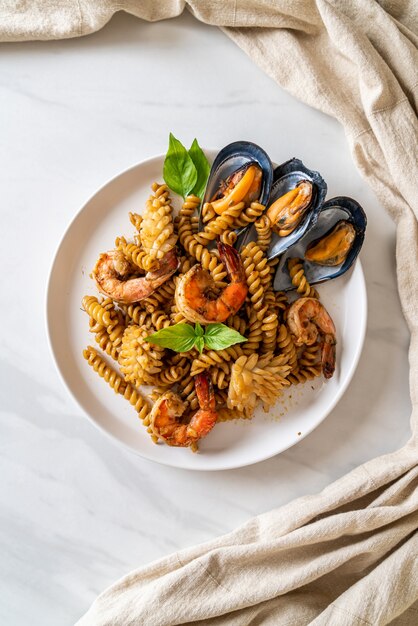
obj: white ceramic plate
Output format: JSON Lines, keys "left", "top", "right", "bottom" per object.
{"left": 46, "top": 152, "right": 367, "bottom": 471}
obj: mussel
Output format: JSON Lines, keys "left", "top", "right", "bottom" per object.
{"left": 266, "top": 180, "right": 313, "bottom": 236}
{"left": 265, "top": 159, "right": 327, "bottom": 260}
{"left": 305, "top": 220, "right": 356, "bottom": 266}
{"left": 273, "top": 197, "right": 367, "bottom": 291}
{"left": 211, "top": 163, "right": 263, "bottom": 215}
{"left": 199, "top": 141, "right": 273, "bottom": 231}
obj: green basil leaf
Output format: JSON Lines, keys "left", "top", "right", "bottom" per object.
{"left": 188, "top": 138, "right": 210, "bottom": 200}
{"left": 195, "top": 337, "right": 205, "bottom": 354}
{"left": 203, "top": 323, "right": 247, "bottom": 351}
{"left": 145, "top": 323, "right": 197, "bottom": 352}
{"left": 194, "top": 322, "right": 204, "bottom": 338}
{"left": 163, "top": 133, "right": 197, "bottom": 198}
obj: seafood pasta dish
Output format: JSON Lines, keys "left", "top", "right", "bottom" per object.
{"left": 81, "top": 137, "right": 366, "bottom": 452}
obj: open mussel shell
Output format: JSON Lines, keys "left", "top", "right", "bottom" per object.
{"left": 266, "top": 158, "right": 327, "bottom": 260}
{"left": 273, "top": 196, "right": 367, "bottom": 291}
{"left": 199, "top": 141, "right": 273, "bottom": 230}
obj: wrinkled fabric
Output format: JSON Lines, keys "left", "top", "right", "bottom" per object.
{"left": 4, "top": 1, "right": 417, "bottom": 624}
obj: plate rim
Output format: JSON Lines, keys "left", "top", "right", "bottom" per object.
{"left": 45, "top": 153, "right": 368, "bottom": 471}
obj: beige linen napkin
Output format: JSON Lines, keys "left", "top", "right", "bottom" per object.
{"left": 4, "top": 1, "right": 417, "bottom": 624}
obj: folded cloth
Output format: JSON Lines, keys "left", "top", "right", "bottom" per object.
{"left": 4, "top": 1, "right": 416, "bottom": 624}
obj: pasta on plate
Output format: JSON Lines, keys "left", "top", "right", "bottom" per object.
{"left": 82, "top": 181, "right": 335, "bottom": 452}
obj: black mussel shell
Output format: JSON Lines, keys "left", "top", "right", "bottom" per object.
{"left": 274, "top": 196, "right": 367, "bottom": 291}
{"left": 266, "top": 158, "right": 327, "bottom": 260}
{"left": 199, "top": 141, "right": 273, "bottom": 231}
{"left": 237, "top": 157, "right": 327, "bottom": 253}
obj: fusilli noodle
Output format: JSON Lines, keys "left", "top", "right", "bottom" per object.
{"left": 139, "top": 183, "right": 178, "bottom": 270}
{"left": 178, "top": 215, "right": 227, "bottom": 283}
{"left": 82, "top": 295, "right": 114, "bottom": 328}
{"left": 194, "top": 202, "right": 245, "bottom": 244}
{"left": 233, "top": 201, "right": 265, "bottom": 228}
{"left": 255, "top": 215, "right": 272, "bottom": 252}
{"left": 200, "top": 202, "right": 216, "bottom": 224}
{"left": 277, "top": 323, "right": 298, "bottom": 371}
{"left": 190, "top": 345, "right": 244, "bottom": 376}
{"left": 116, "top": 236, "right": 147, "bottom": 271}
{"left": 118, "top": 325, "right": 165, "bottom": 386}
{"left": 288, "top": 258, "right": 319, "bottom": 298}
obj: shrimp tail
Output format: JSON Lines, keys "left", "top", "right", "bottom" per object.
{"left": 217, "top": 241, "right": 246, "bottom": 283}
{"left": 322, "top": 334, "right": 336, "bottom": 379}
{"left": 187, "top": 373, "right": 217, "bottom": 440}
{"left": 195, "top": 372, "right": 216, "bottom": 411}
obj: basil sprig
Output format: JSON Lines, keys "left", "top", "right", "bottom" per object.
{"left": 145, "top": 322, "right": 247, "bottom": 354}
{"left": 163, "top": 133, "right": 210, "bottom": 200}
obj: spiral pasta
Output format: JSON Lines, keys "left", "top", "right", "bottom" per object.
{"left": 180, "top": 195, "right": 200, "bottom": 218}
{"left": 178, "top": 255, "right": 195, "bottom": 275}
{"left": 107, "top": 318, "right": 126, "bottom": 349}
{"left": 118, "top": 325, "right": 165, "bottom": 387}
{"left": 168, "top": 353, "right": 190, "bottom": 368}
{"left": 94, "top": 326, "right": 120, "bottom": 361}
{"left": 178, "top": 374, "right": 199, "bottom": 411}
{"left": 170, "top": 279, "right": 189, "bottom": 324}
{"left": 288, "top": 258, "right": 319, "bottom": 298}
{"left": 287, "top": 364, "right": 322, "bottom": 385}
{"left": 233, "top": 201, "right": 265, "bottom": 228}
{"left": 82, "top": 295, "right": 114, "bottom": 328}
{"left": 275, "top": 291, "right": 289, "bottom": 315}
{"left": 154, "top": 365, "right": 185, "bottom": 387}
{"left": 243, "top": 242, "right": 271, "bottom": 289}
{"left": 209, "top": 366, "right": 230, "bottom": 390}
{"left": 200, "top": 202, "right": 216, "bottom": 224}
{"left": 115, "top": 236, "right": 147, "bottom": 271}
{"left": 178, "top": 215, "right": 227, "bottom": 283}
{"left": 139, "top": 183, "right": 178, "bottom": 270}
{"left": 190, "top": 216, "right": 199, "bottom": 234}
{"left": 123, "top": 385, "right": 154, "bottom": 431}
{"left": 148, "top": 311, "right": 171, "bottom": 330}
{"left": 240, "top": 243, "right": 269, "bottom": 317}
{"left": 261, "top": 309, "right": 279, "bottom": 354}
{"left": 190, "top": 345, "right": 244, "bottom": 376}
{"left": 88, "top": 297, "right": 121, "bottom": 333}
{"left": 243, "top": 308, "right": 265, "bottom": 355}
{"left": 298, "top": 342, "right": 320, "bottom": 368}
{"left": 276, "top": 323, "right": 298, "bottom": 371}
{"left": 136, "top": 277, "right": 176, "bottom": 312}
{"left": 255, "top": 215, "right": 272, "bottom": 252}
{"left": 121, "top": 305, "right": 150, "bottom": 327}
{"left": 228, "top": 353, "right": 290, "bottom": 417}
{"left": 263, "top": 288, "right": 277, "bottom": 311}
{"left": 83, "top": 345, "right": 126, "bottom": 393}
{"left": 226, "top": 314, "right": 247, "bottom": 337}
{"left": 89, "top": 316, "right": 103, "bottom": 334}
{"left": 220, "top": 229, "right": 238, "bottom": 246}
{"left": 194, "top": 202, "right": 245, "bottom": 244}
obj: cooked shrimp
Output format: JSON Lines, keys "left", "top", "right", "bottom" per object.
{"left": 150, "top": 373, "right": 217, "bottom": 447}
{"left": 93, "top": 248, "right": 178, "bottom": 304}
{"left": 287, "top": 297, "right": 336, "bottom": 379}
{"left": 174, "top": 241, "right": 248, "bottom": 324}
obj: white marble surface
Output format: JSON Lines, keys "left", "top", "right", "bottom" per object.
{"left": 0, "top": 11, "right": 412, "bottom": 625}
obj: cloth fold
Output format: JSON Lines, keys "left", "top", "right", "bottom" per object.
{"left": 5, "top": 1, "right": 417, "bottom": 624}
